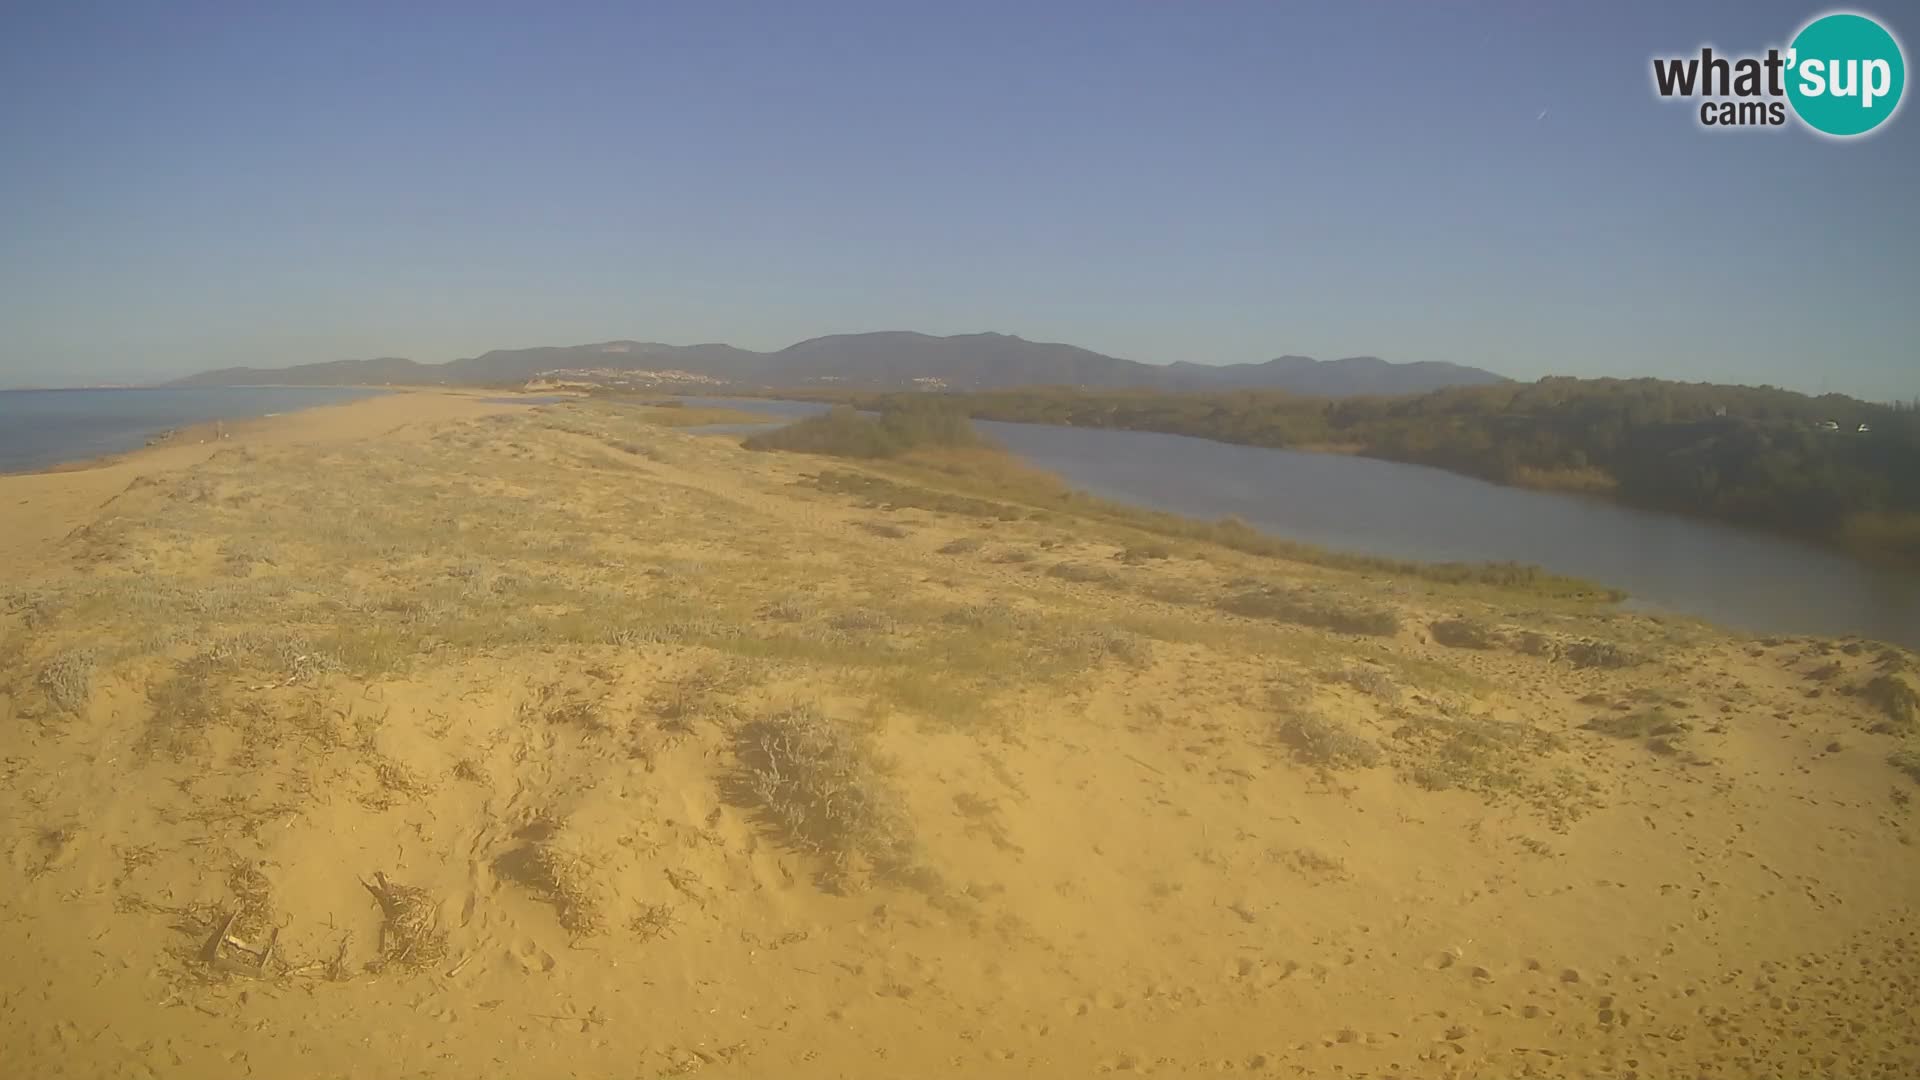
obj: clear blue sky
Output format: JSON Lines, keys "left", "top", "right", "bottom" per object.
{"left": 2, "top": 1, "right": 1914, "bottom": 397}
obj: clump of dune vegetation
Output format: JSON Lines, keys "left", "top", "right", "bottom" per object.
{"left": 36, "top": 648, "right": 95, "bottom": 715}
{"left": 1565, "top": 639, "right": 1644, "bottom": 669}
{"left": 1430, "top": 617, "right": 1501, "bottom": 650}
{"left": 496, "top": 825, "right": 608, "bottom": 937}
{"left": 1387, "top": 707, "right": 1582, "bottom": 821}
{"left": 362, "top": 872, "right": 448, "bottom": 969}
{"left": 1117, "top": 541, "right": 1174, "bottom": 563}
{"left": 1583, "top": 707, "right": 1689, "bottom": 740}
{"left": 1327, "top": 665, "right": 1402, "bottom": 702}
{"left": 1582, "top": 706, "right": 1696, "bottom": 758}
{"left": 1861, "top": 674, "right": 1919, "bottom": 734}
{"left": 730, "top": 706, "right": 918, "bottom": 890}
{"left": 1273, "top": 708, "right": 1381, "bottom": 769}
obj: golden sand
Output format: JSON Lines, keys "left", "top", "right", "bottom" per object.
{"left": 2, "top": 392, "right": 1915, "bottom": 1078}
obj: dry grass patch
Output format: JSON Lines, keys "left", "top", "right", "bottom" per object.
{"left": 629, "top": 902, "right": 679, "bottom": 942}
{"left": 1431, "top": 617, "right": 1501, "bottom": 650}
{"left": 36, "top": 648, "right": 96, "bottom": 714}
{"left": 1583, "top": 708, "right": 1689, "bottom": 740}
{"left": 221, "top": 857, "right": 279, "bottom": 948}
{"left": 1119, "top": 542, "right": 1174, "bottom": 563}
{"left": 729, "top": 705, "right": 918, "bottom": 891}
{"left": 1389, "top": 708, "right": 1564, "bottom": 796}
{"left": 1861, "top": 674, "right": 1919, "bottom": 734}
{"left": 759, "top": 596, "right": 816, "bottom": 622}
{"left": 807, "top": 469, "right": 1030, "bottom": 521}
{"left": 142, "top": 656, "right": 228, "bottom": 758}
{"left": 1583, "top": 707, "right": 1698, "bottom": 760}
{"left": 1066, "top": 627, "right": 1153, "bottom": 670}
{"left": 362, "top": 872, "right": 447, "bottom": 970}
{"left": 1510, "top": 630, "right": 1558, "bottom": 657}
{"left": 1564, "top": 639, "right": 1644, "bottom": 669}
{"left": 828, "top": 608, "right": 899, "bottom": 635}
{"left": 1044, "top": 561, "right": 1118, "bottom": 585}
{"left": 1326, "top": 665, "right": 1402, "bottom": 703}
{"left": 1220, "top": 584, "right": 1401, "bottom": 637}
{"left": 1277, "top": 847, "right": 1351, "bottom": 881}
{"left": 497, "top": 824, "right": 609, "bottom": 936}
{"left": 367, "top": 755, "right": 436, "bottom": 804}
{"left": 1273, "top": 705, "right": 1381, "bottom": 769}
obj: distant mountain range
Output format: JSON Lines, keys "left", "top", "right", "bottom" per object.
{"left": 170, "top": 332, "right": 1510, "bottom": 396}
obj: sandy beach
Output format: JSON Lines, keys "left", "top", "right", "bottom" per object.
{"left": 0, "top": 390, "right": 522, "bottom": 579}
{"left": 2, "top": 391, "right": 1916, "bottom": 1079}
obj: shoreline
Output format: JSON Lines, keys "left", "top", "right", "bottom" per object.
{"left": 0, "top": 384, "right": 541, "bottom": 478}
{"left": 0, "top": 389, "right": 525, "bottom": 582}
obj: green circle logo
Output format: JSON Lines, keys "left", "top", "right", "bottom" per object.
{"left": 1787, "top": 12, "right": 1906, "bottom": 136}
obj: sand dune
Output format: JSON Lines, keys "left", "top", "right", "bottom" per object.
{"left": 2, "top": 393, "right": 1916, "bottom": 1078}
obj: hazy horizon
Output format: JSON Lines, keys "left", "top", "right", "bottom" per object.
{"left": 0, "top": 322, "right": 1912, "bottom": 399}
{"left": 3, "top": 2, "right": 1915, "bottom": 400}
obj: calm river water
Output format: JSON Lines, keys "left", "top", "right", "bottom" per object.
{"left": 680, "top": 398, "right": 1920, "bottom": 646}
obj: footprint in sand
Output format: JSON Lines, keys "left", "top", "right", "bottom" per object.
{"left": 511, "top": 938, "right": 556, "bottom": 973}
{"left": 452, "top": 889, "right": 478, "bottom": 928}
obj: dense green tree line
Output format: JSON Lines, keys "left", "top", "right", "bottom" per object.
{"left": 808, "top": 379, "right": 1920, "bottom": 566}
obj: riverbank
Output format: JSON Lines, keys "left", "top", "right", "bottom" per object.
{"left": 2, "top": 393, "right": 1917, "bottom": 1078}
{"left": 786, "top": 387, "right": 1920, "bottom": 573}
{"left": 688, "top": 397, "right": 1920, "bottom": 645}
